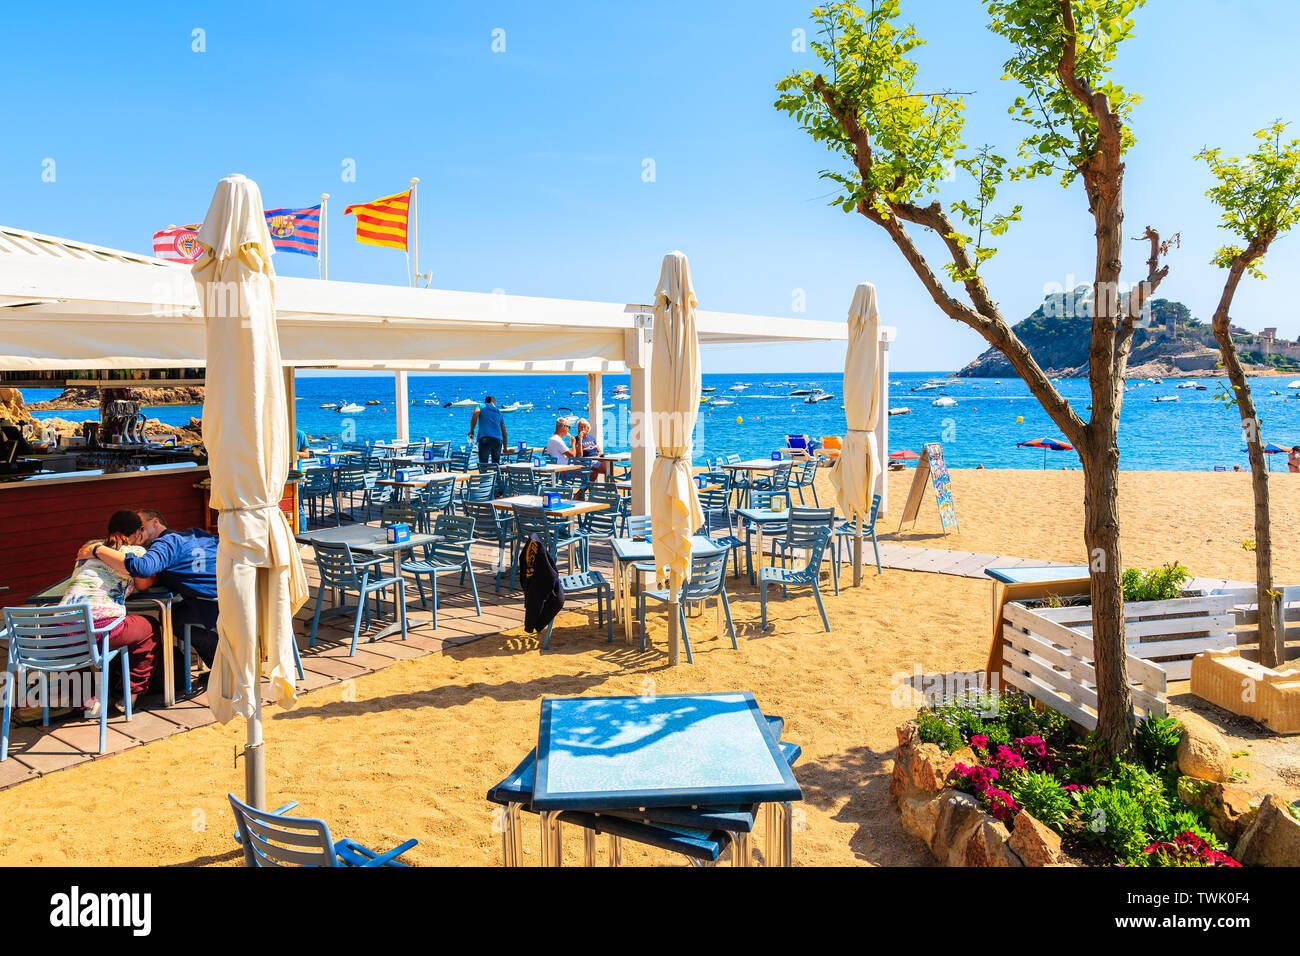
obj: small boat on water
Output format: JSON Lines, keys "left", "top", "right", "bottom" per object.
{"left": 338, "top": 403, "right": 365, "bottom": 414}
{"left": 500, "top": 401, "right": 533, "bottom": 413}
{"left": 1195, "top": 385, "right": 1207, "bottom": 391}
{"left": 411, "top": 399, "right": 439, "bottom": 406}
{"left": 366, "top": 399, "right": 381, "bottom": 405}
{"left": 1177, "top": 382, "right": 1196, "bottom": 389}
{"left": 1152, "top": 396, "right": 1179, "bottom": 403}
{"left": 319, "top": 403, "right": 337, "bottom": 409}
{"left": 888, "top": 407, "right": 912, "bottom": 416}
{"left": 701, "top": 386, "right": 716, "bottom": 393}
{"left": 788, "top": 388, "right": 814, "bottom": 397}
{"left": 1288, "top": 380, "right": 1300, "bottom": 389}
{"left": 448, "top": 398, "right": 479, "bottom": 408}
{"left": 910, "top": 381, "right": 945, "bottom": 392}
{"left": 804, "top": 390, "right": 834, "bottom": 404}
{"left": 711, "top": 398, "right": 736, "bottom": 407}
{"left": 728, "top": 384, "right": 749, "bottom": 392}
{"left": 932, "top": 397, "right": 957, "bottom": 408}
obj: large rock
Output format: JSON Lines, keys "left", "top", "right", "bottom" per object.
{"left": 27, "top": 385, "right": 205, "bottom": 410}
{"left": 899, "top": 792, "right": 943, "bottom": 846}
{"left": 911, "top": 743, "right": 976, "bottom": 793}
{"left": 1176, "top": 713, "right": 1233, "bottom": 783}
{"left": 1009, "top": 810, "right": 1063, "bottom": 866}
{"left": 1177, "top": 777, "right": 1260, "bottom": 842}
{"left": 1234, "top": 795, "right": 1300, "bottom": 867}
{"left": 933, "top": 792, "right": 985, "bottom": 866}
{"left": 963, "top": 819, "right": 1021, "bottom": 867}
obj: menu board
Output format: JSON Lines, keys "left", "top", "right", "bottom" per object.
{"left": 899, "top": 442, "right": 959, "bottom": 533}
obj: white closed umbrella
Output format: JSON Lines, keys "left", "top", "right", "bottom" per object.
{"left": 649, "top": 251, "right": 704, "bottom": 665}
{"left": 828, "top": 282, "right": 882, "bottom": 586}
{"left": 193, "top": 174, "right": 308, "bottom": 808}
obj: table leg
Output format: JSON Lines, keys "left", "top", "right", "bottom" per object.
{"left": 764, "top": 803, "right": 777, "bottom": 865}
{"left": 146, "top": 599, "right": 176, "bottom": 708}
{"left": 608, "top": 833, "right": 621, "bottom": 866}
{"left": 733, "top": 832, "right": 751, "bottom": 867}
{"left": 540, "top": 811, "right": 563, "bottom": 867}
{"left": 781, "top": 801, "right": 793, "bottom": 866}
{"left": 583, "top": 827, "right": 597, "bottom": 867}
{"left": 393, "top": 549, "right": 408, "bottom": 638}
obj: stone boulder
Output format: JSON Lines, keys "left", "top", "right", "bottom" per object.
{"left": 933, "top": 792, "right": 985, "bottom": 866}
{"left": 1009, "top": 810, "right": 1063, "bottom": 866}
{"left": 1176, "top": 777, "right": 1260, "bottom": 842}
{"left": 1234, "top": 795, "right": 1300, "bottom": 867}
{"left": 1176, "top": 713, "right": 1232, "bottom": 783}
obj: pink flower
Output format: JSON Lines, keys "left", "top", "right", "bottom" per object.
{"left": 970, "top": 734, "right": 989, "bottom": 750}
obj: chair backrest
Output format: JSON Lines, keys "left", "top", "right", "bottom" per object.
{"left": 3, "top": 604, "right": 104, "bottom": 673}
{"left": 799, "top": 459, "right": 821, "bottom": 482}
{"left": 505, "top": 469, "right": 540, "bottom": 496}
{"left": 448, "top": 449, "right": 472, "bottom": 472}
{"left": 312, "top": 541, "right": 366, "bottom": 589}
{"left": 725, "top": 454, "right": 741, "bottom": 465}
{"left": 821, "top": 436, "right": 843, "bottom": 451}
{"left": 335, "top": 462, "right": 367, "bottom": 491}
{"left": 430, "top": 513, "right": 476, "bottom": 562}
{"left": 869, "top": 493, "right": 882, "bottom": 528}
{"left": 512, "top": 505, "right": 553, "bottom": 545}
{"left": 785, "top": 507, "right": 835, "bottom": 546}
{"left": 582, "top": 501, "right": 621, "bottom": 537}
{"left": 749, "top": 489, "right": 782, "bottom": 511}
{"left": 786, "top": 434, "right": 809, "bottom": 451}
{"left": 799, "top": 526, "right": 834, "bottom": 572}
{"left": 461, "top": 500, "right": 506, "bottom": 539}
{"left": 625, "top": 514, "right": 652, "bottom": 538}
{"left": 430, "top": 441, "right": 452, "bottom": 459}
{"left": 417, "top": 475, "right": 457, "bottom": 510}
{"left": 380, "top": 503, "right": 421, "bottom": 528}
{"left": 769, "top": 462, "right": 794, "bottom": 490}
{"left": 302, "top": 469, "right": 334, "bottom": 494}
{"left": 682, "top": 550, "right": 729, "bottom": 600}
{"left": 461, "top": 472, "right": 496, "bottom": 502}
{"left": 227, "top": 794, "right": 339, "bottom": 868}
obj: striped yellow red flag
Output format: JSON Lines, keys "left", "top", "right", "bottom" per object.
{"left": 343, "top": 189, "right": 411, "bottom": 250}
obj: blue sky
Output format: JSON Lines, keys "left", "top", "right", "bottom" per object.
{"left": 2, "top": 0, "right": 1296, "bottom": 373}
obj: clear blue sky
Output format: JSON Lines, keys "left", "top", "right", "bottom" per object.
{"left": 2, "top": 1, "right": 1295, "bottom": 373}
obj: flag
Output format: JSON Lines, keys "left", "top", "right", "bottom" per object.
{"left": 343, "top": 189, "right": 410, "bottom": 250}
{"left": 153, "top": 224, "right": 203, "bottom": 263}
{"left": 264, "top": 204, "right": 321, "bottom": 257}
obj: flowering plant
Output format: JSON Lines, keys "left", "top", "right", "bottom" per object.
{"left": 1143, "top": 831, "right": 1241, "bottom": 868}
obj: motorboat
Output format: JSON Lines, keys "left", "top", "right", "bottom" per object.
{"left": 788, "top": 388, "right": 813, "bottom": 397}
{"left": 910, "top": 381, "right": 945, "bottom": 392}
{"left": 888, "top": 407, "right": 912, "bottom": 416}
{"left": 701, "top": 386, "right": 716, "bottom": 393}
{"left": 932, "top": 397, "right": 957, "bottom": 408}
{"left": 711, "top": 398, "right": 736, "bottom": 407}
{"left": 500, "top": 401, "right": 533, "bottom": 413}
{"left": 1152, "top": 396, "right": 1179, "bottom": 403}
{"left": 338, "top": 403, "right": 365, "bottom": 414}
{"left": 366, "top": 399, "right": 381, "bottom": 405}
{"left": 804, "top": 390, "right": 834, "bottom": 404}
{"left": 1194, "top": 385, "right": 1207, "bottom": 391}
{"left": 411, "top": 398, "right": 439, "bottom": 405}
{"left": 319, "top": 403, "right": 337, "bottom": 409}
{"left": 448, "top": 398, "right": 479, "bottom": 408}
{"left": 1287, "top": 380, "right": 1300, "bottom": 389}
{"left": 728, "top": 384, "right": 749, "bottom": 392}
{"left": 1177, "top": 382, "right": 1196, "bottom": 388}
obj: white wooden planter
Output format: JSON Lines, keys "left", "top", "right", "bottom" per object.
{"left": 999, "top": 594, "right": 1240, "bottom": 730}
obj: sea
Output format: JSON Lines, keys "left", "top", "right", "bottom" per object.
{"left": 21, "top": 371, "right": 1300, "bottom": 471}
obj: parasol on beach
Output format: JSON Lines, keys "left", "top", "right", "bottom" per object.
{"left": 889, "top": 449, "right": 920, "bottom": 462}
{"left": 1017, "top": 436, "right": 1073, "bottom": 470}
{"left": 1240, "top": 441, "right": 1292, "bottom": 471}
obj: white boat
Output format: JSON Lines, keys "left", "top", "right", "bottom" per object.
{"left": 1177, "top": 382, "right": 1196, "bottom": 389}
{"left": 613, "top": 393, "right": 630, "bottom": 400}
{"left": 338, "top": 403, "right": 365, "bottom": 414}
{"left": 701, "top": 386, "right": 716, "bottom": 393}
{"left": 804, "top": 390, "right": 834, "bottom": 404}
{"left": 1288, "top": 380, "right": 1300, "bottom": 389}
{"left": 888, "top": 407, "right": 912, "bottom": 416}
{"left": 728, "top": 384, "right": 749, "bottom": 392}
{"left": 788, "top": 388, "right": 813, "bottom": 397}
{"left": 1152, "top": 396, "right": 1179, "bottom": 403}
{"left": 449, "top": 398, "right": 479, "bottom": 408}
{"left": 711, "top": 398, "right": 736, "bottom": 407}
{"left": 910, "top": 381, "right": 945, "bottom": 392}
{"left": 500, "top": 401, "right": 531, "bottom": 413}
{"left": 569, "top": 391, "right": 586, "bottom": 396}
{"left": 932, "top": 397, "right": 957, "bottom": 408}
{"left": 319, "top": 403, "right": 337, "bottom": 409}
{"left": 411, "top": 399, "right": 439, "bottom": 405}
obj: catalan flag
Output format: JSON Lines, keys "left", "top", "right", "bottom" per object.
{"left": 264, "top": 204, "right": 321, "bottom": 257}
{"left": 343, "top": 189, "right": 411, "bottom": 250}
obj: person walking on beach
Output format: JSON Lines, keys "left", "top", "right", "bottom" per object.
{"left": 1289, "top": 445, "right": 1300, "bottom": 473}
{"left": 469, "top": 396, "right": 507, "bottom": 468}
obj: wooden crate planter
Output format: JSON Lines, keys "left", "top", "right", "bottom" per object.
{"left": 997, "top": 594, "right": 1242, "bottom": 730}
{"left": 1209, "top": 586, "right": 1300, "bottom": 663}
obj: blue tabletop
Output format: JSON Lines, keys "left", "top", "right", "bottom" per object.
{"left": 532, "top": 692, "right": 802, "bottom": 810}
{"left": 610, "top": 535, "right": 722, "bottom": 562}
{"left": 984, "top": 564, "right": 1091, "bottom": 584}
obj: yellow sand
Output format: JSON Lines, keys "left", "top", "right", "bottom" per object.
{"left": 0, "top": 468, "right": 1296, "bottom": 867}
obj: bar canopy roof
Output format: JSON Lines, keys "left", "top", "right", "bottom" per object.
{"left": 0, "top": 225, "right": 850, "bottom": 374}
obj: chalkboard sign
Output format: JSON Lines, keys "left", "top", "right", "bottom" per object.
{"left": 899, "top": 442, "right": 959, "bottom": 533}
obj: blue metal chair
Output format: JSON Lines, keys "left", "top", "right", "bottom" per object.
{"left": 697, "top": 486, "right": 745, "bottom": 577}
{"left": 504, "top": 466, "right": 541, "bottom": 497}
{"left": 759, "top": 526, "right": 833, "bottom": 632}
{"left": 584, "top": 482, "right": 627, "bottom": 534}
{"left": 461, "top": 501, "right": 514, "bottom": 592}
{"left": 741, "top": 490, "right": 790, "bottom": 584}
{"left": 2, "top": 604, "right": 132, "bottom": 760}
{"left": 413, "top": 475, "right": 458, "bottom": 531}
{"left": 510, "top": 505, "right": 587, "bottom": 585}
{"left": 793, "top": 458, "right": 822, "bottom": 506}
{"left": 447, "top": 449, "right": 473, "bottom": 473}
{"left": 772, "top": 506, "right": 839, "bottom": 595}
{"left": 460, "top": 472, "right": 496, "bottom": 504}
{"left": 361, "top": 472, "right": 396, "bottom": 521}
{"left": 635, "top": 549, "right": 734, "bottom": 661}
{"left": 307, "top": 541, "right": 406, "bottom": 656}
{"left": 752, "top": 461, "right": 794, "bottom": 510}
{"left": 429, "top": 440, "right": 452, "bottom": 459}
{"left": 404, "top": 513, "right": 481, "bottom": 629}
{"left": 228, "top": 793, "right": 417, "bottom": 867}
{"left": 543, "top": 571, "right": 614, "bottom": 649}
{"left": 300, "top": 468, "right": 338, "bottom": 528}
{"left": 334, "top": 462, "right": 368, "bottom": 521}
{"left": 833, "top": 493, "right": 883, "bottom": 576}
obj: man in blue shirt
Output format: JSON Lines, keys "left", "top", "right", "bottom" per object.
{"left": 82, "top": 508, "right": 222, "bottom": 668}
{"left": 295, "top": 427, "right": 312, "bottom": 460}
{"left": 468, "top": 395, "right": 508, "bottom": 468}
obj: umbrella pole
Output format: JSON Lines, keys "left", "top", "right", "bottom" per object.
{"left": 853, "top": 516, "right": 863, "bottom": 588}
{"left": 245, "top": 686, "right": 266, "bottom": 811}
{"left": 667, "top": 571, "right": 681, "bottom": 665}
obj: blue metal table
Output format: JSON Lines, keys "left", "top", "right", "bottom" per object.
{"left": 984, "top": 564, "right": 1091, "bottom": 584}
{"left": 528, "top": 692, "right": 802, "bottom": 865}
{"left": 609, "top": 534, "right": 723, "bottom": 640}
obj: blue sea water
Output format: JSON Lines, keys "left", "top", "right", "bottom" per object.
{"left": 23, "top": 371, "right": 1300, "bottom": 471}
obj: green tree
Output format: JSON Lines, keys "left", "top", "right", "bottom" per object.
{"left": 777, "top": 0, "right": 1176, "bottom": 755}
{"left": 1197, "top": 122, "right": 1300, "bottom": 669}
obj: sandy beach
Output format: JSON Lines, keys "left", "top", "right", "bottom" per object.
{"left": 0, "top": 467, "right": 1297, "bottom": 867}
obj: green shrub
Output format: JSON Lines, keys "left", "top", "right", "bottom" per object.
{"left": 1134, "top": 715, "right": 1183, "bottom": 772}
{"left": 916, "top": 712, "right": 964, "bottom": 753}
{"left": 1121, "top": 564, "right": 1191, "bottom": 602}
{"left": 1077, "top": 784, "right": 1151, "bottom": 865}
{"left": 1007, "top": 770, "right": 1072, "bottom": 833}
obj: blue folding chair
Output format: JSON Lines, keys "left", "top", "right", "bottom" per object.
{"left": 635, "top": 550, "right": 735, "bottom": 661}
{"left": 2, "top": 604, "right": 133, "bottom": 760}
{"left": 833, "top": 493, "right": 883, "bottom": 576}
{"left": 405, "top": 513, "right": 482, "bottom": 629}
{"left": 228, "top": 793, "right": 417, "bottom": 867}
{"left": 759, "top": 526, "right": 833, "bottom": 632}
{"left": 461, "top": 500, "right": 514, "bottom": 592}
{"left": 772, "top": 506, "right": 839, "bottom": 595}
{"left": 307, "top": 541, "right": 407, "bottom": 656}
{"left": 543, "top": 571, "right": 614, "bottom": 649}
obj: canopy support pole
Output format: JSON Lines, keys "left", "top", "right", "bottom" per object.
{"left": 668, "top": 570, "right": 681, "bottom": 666}
{"left": 625, "top": 324, "right": 652, "bottom": 515}
{"left": 853, "top": 516, "right": 863, "bottom": 588}
{"left": 587, "top": 372, "right": 604, "bottom": 448}
{"left": 395, "top": 371, "right": 410, "bottom": 442}
{"left": 245, "top": 693, "right": 266, "bottom": 810}
{"left": 874, "top": 332, "right": 891, "bottom": 515}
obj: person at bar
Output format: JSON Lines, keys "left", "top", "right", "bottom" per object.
{"left": 570, "top": 418, "right": 605, "bottom": 479}
{"left": 79, "top": 508, "right": 222, "bottom": 669}
{"left": 295, "top": 427, "right": 313, "bottom": 460}
{"left": 468, "top": 395, "right": 507, "bottom": 468}
{"left": 546, "top": 419, "right": 572, "bottom": 464}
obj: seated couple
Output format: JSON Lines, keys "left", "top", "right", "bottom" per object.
{"left": 65, "top": 509, "right": 220, "bottom": 714}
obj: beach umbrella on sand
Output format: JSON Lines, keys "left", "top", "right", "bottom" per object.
{"left": 889, "top": 449, "right": 920, "bottom": 463}
{"left": 829, "top": 282, "right": 882, "bottom": 587}
{"left": 649, "top": 251, "right": 704, "bottom": 666}
{"left": 1017, "top": 436, "right": 1073, "bottom": 469}
{"left": 1240, "top": 441, "right": 1291, "bottom": 471}
{"left": 194, "top": 174, "right": 308, "bottom": 808}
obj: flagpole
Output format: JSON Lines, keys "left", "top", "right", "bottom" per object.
{"left": 319, "top": 193, "right": 329, "bottom": 280}
{"left": 409, "top": 177, "right": 419, "bottom": 288}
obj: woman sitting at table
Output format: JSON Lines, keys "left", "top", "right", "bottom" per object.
{"left": 570, "top": 418, "right": 605, "bottom": 478}
{"left": 62, "top": 510, "right": 161, "bottom": 717}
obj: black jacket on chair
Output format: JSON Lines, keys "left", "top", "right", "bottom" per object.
{"left": 520, "top": 534, "right": 565, "bottom": 633}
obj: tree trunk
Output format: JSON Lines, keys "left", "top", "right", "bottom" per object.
{"left": 1079, "top": 437, "right": 1135, "bottom": 752}
{"left": 1213, "top": 321, "right": 1281, "bottom": 668}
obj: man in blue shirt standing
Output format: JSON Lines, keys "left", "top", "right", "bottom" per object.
{"left": 82, "top": 508, "right": 222, "bottom": 669}
{"left": 468, "top": 395, "right": 508, "bottom": 468}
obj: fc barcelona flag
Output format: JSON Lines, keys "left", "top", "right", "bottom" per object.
{"left": 264, "top": 204, "right": 321, "bottom": 257}
{"left": 343, "top": 189, "right": 411, "bottom": 251}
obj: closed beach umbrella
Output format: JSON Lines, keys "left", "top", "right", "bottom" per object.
{"left": 828, "top": 282, "right": 881, "bottom": 586}
{"left": 649, "top": 251, "right": 704, "bottom": 665}
{"left": 193, "top": 174, "right": 309, "bottom": 808}
{"left": 1017, "top": 436, "right": 1073, "bottom": 469}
